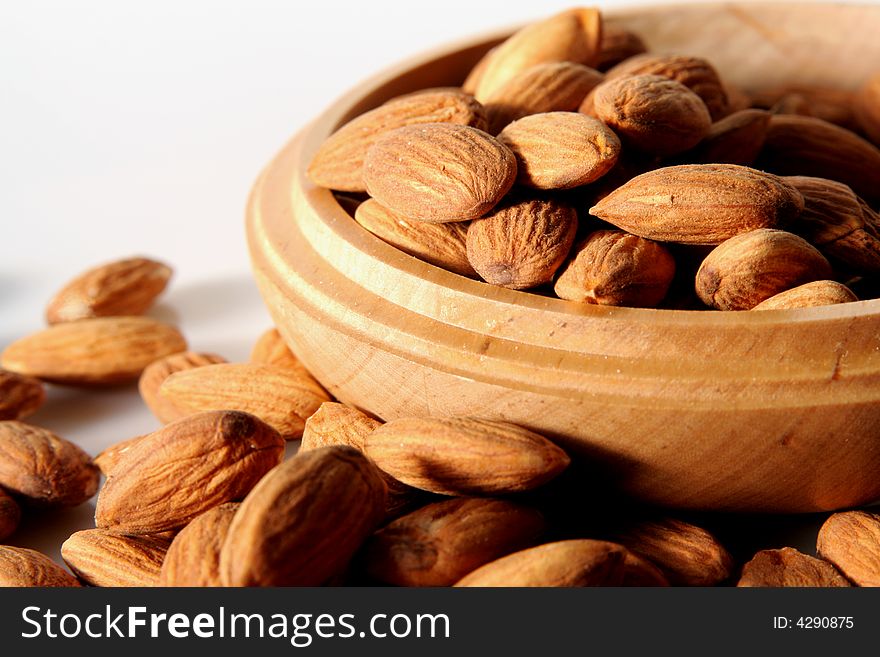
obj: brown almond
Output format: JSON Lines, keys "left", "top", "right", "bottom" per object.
{"left": 364, "top": 416, "right": 570, "bottom": 496}
{"left": 613, "top": 517, "right": 734, "bottom": 586}
{"left": 1, "top": 316, "right": 187, "bottom": 385}
{"left": 737, "top": 547, "right": 850, "bottom": 587}
{"left": 689, "top": 109, "right": 772, "bottom": 166}
{"left": 138, "top": 351, "right": 227, "bottom": 423}
{"left": 0, "top": 546, "right": 81, "bottom": 587}
{"left": 817, "top": 510, "right": 880, "bottom": 586}
{"left": 855, "top": 73, "right": 880, "bottom": 145}
{"left": 159, "top": 362, "right": 331, "bottom": 440}
{"left": 752, "top": 281, "right": 857, "bottom": 311}
{"left": 497, "top": 112, "right": 620, "bottom": 189}
{"left": 46, "top": 256, "right": 172, "bottom": 325}
{"left": 159, "top": 503, "right": 239, "bottom": 587}
{"left": 454, "top": 539, "right": 626, "bottom": 587}
{"left": 354, "top": 199, "right": 476, "bottom": 276}
{"left": 466, "top": 197, "right": 578, "bottom": 289}
{"left": 220, "top": 446, "right": 387, "bottom": 586}
{"left": 473, "top": 8, "right": 602, "bottom": 101}
{"left": 250, "top": 328, "right": 311, "bottom": 378}
{"left": 758, "top": 115, "right": 880, "bottom": 204}
{"left": 752, "top": 85, "right": 859, "bottom": 131}
{"left": 554, "top": 230, "right": 676, "bottom": 308}
{"left": 0, "top": 487, "right": 21, "bottom": 541}
{"left": 595, "top": 24, "right": 647, "bottom": 71}
{"left": 0, "top": 421, "right": 99, "bottom": 507}
{"left": 605, "top": 53, "right": 729, "bottom": 120}
{"left": 696, "top": 229, "right": 833, "bottom": 310}
{"left": 95, "top": 410, "right": 285, "bottom": 534}
{"left": 61, "top": 529, "right": 170, "bottom": 587}
{"left": 590, "top": 164, "right": 805, "bottom": 245}
{"left": 0, "top": 369, "right": 45, "bottom": 421}
{"left": 592, "top": 74, "right": 711, "bottom": 156}
{"left": 363, "top": 497, "right": 545, "bottom": 587}
{"left": 621, "top": 551, "right": 670, "bottom": 586}
{"left": 307, "top": 89, "right": 488, "bottom": 192}
{"left": 364, "top": 123, "right": 517, "bottom": 224}
{"left": 484, "top": 61, "right": 604, "bottom": 134}
{"left": 93, "top": 434, "right": 146, "bottom": 476}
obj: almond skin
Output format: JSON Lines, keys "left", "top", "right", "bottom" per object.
{"left": 484, "top": 61, "right": 604, "bottom": 134}
{"left": 0, "top": 369, "right": 45, "bottom": 421}
{"left": 472, "top": 8, "right": 602, "bottom": 102}
{"left": 855, "top": 73, "right": 880, "bottom": 146}
{"left": 363, "top": 497, "right": 546, "bottom": 587}
{"left": 737, "top": 547, "right": 850, "bottom": 587}
{"left": 364, "top": 123, "right": 517, "bottom": 224}
{"left": 758, "top": 114, "right": 880, "bottom": 204}
{"left": 159, "top": 362, "right": 331, "bottom": 440}
{"left": 595, "top": 24, "right": 647, "bottom": 71}
{"left": 605, "top": 53, "right": 729, "bottom": 120}
{"left": 554, "top": 230, "right": 676, "bottom": 308}
{"left": 307, "top": 89, "right": 488, "bottom": 192}
{"left": 466, "top": 197, "right": 578, "bottom": 290}
{"left": 250, "top": 328, "right": 311, "bottom": 377}
{"left": 696, "top": 229, "right": 833, "bottom": 310}
{"left": 159, "top": 503, "right": 239, "bottom": 587}
{"left": 354, "top": 199, "right": 476, "bottom": 277}
{"left": 613, "top": 517, "right": 734, "bottom": 586}
{"left": 0, "top": 546, "right": 81, "bottom": 587}
{"left": 454, "top": 539, "right": 627, "bottom": 587}
{"left": 138, "top": 351, "right": 227, "bottom": 423}
{"left": 61, "top": 529, "right": 170, "bottom": 587}
{"left": 590, "top": 164, "right": 805, "bottom": 245}
{"left": 364, "top": 416, "right": 570, "bottom": 496}
{"left": 0, "top": 487, "right": 22, "bottom": 541}
{"left": 751, "top": 281, "right": 858, "bottom": 311}
{"left": 0, "top": 421, "right": 99, "bottom": 507}
{"left": 689, "top": 109, "right": 772, "bottom": 166}
{"left": 95, "top": 410, "right": 285, "bottom": 534}
{"left": 817, "top": 510, "right": 880, "bottom": 586}
{"left": 1, "top": 316, "right": 187, "bottom": 385}
{"left": 220, "top": 446, "right": 388, "bottom": 587}
{"left": 497, "top": 112, "right": 620, "bottom": 189}
{"left": 592, "top": 74, "right": 711, "bottom": 156}
{"left": 93, "top": 434, "right": 146, "bottom": 476}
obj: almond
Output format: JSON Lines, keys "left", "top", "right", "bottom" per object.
{"left": 0, "top": 487, "right": 21, "bottom": 541}
{"left": 250, "top": 328, "right": 311, "bottom": 377}
{"left": 737, "top": 547, "right": 850, "bottom": 587}
{"left": 466, "top": 197, "right": 578, "bottom": 289}
{"left": 472, "top": 8, "right": 602, "bottom": 102}
{"left": 751, "top": 280, "right": 858, "bottom": 311}
{"left": 364, "top": 416, "right": 570, "bottom": 496}
{"left": 220, "top": 446, "right": 387, "bottom": 586}
{"left": 362, "top": 497, "right": 545, "bottom": 586}
{"left": 605, "top": 53, "right": 729, "bottom": 120}
{"left": 817, "top": 510, "right": 880, "bottom": 586}
{"left": 0, "top": 421, "right": 99, "bottom": 507}
{"left": 855, "top": 73, "right": 880, "bottom": 146}
{"left": 0, "top": 369, "right": 45, "bottom": 421}
{"left": 554, "top": 230, "right": 676, "bottom": 308}
{"left": 595, "top": 24, "right": 647, "bottom": 71}
{"left": 758, "top": 115, "right": 880, "bottom": 204}
{"left": 621, "top": 551, "right": 670, "bottom": 586}
{"left": 139, "top": 351, "right": 227, "bottom": 423}
{"left": 454, "top": 539, "right": 626, "bottom": 587}
{"left": 95, "top": 410, "right": 285, "bottom": 534}
{"left": 159, "top": 503, "right": 239, "bottom": 587}
{"left": 484, "top": 62, "right": 604, "bottom": 134}
{"left": 93, "top": 434, "right": 146, "bottom": 476}
{"left": 751, "top": 85, "right": 859, "bottom": 131}
{"left": 592, "top": 74, "right": 711, "bottom": 156}
{"left": 0, "top": 546, "right": 81, "bottom": 587}
{"left": 696, "top": 229, "right": 833, "bottom": 310}
{"left": 613, "top": 517, "right": 734, "bottom": 586}
{"left": 307, "top": 89, "right": 488, "bottom": 192}
{"left": 589, "top": 164, "right": 805, "bottom": 245}
{"left": 61, "top": 529, "right": 170, "bottom": 587}
{"left": 354, "top": 199, "right": 476, "bottom": 276}
{"left": 497, "top": 112, "right": 620, "bottom": 189}
{"left": 363, "top": 123, "right": 517, "bottom": 224}
{"left": 159, "top": 362, "right": 331, "bottom": 440}
{"left": 1, "top": 316, "right": 187, "bottom": 385}
{"left": 688, "top": 109, "right": 771, "bottom": 166}
{"left": 461, "top": 46, "right": 494, "bottom": 95}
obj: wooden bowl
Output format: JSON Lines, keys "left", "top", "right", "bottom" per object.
{"left": 247, "top": 3, "right": 880, "bottom": 513}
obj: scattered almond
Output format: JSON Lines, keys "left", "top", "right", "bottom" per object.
{"left": 817, "top": 510, "right": 880, "bottom": 586}
{"left": 0, "top": 369, "right": 45, "bottom": 421}
{"left": 0, "top": 546, "right": 81, "bottom": 587}
{"left": 595, "top": 24, "right": 647, "bottom": 71}
{"left": 93, "top": 434, "right": 146, "bottom": 477}
{"left": 689, "top": 109, "right": 771, "bottom": 166}
{"left": 139, "top": 351, "right": 227, "bottom": 423}
{"left": 752, "top": 281, "right": 858, "bottom": 310}
{"left": 159, "top": 503, "right": 239, "bottom": 587}
{"left": 61, "top": 529, "right": 170, "bottom": 587}
{"left": 737, "top": 547, "right": 850, "bottom": 587}
{"left": 250, "top": 328, "right": 311, "bottom": 376}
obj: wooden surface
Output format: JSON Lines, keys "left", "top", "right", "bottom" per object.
{"left": 247, "top": 3, "right": 880, "bottom": 513}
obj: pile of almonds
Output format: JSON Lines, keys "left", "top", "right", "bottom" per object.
{"left": 1, "top": 252, "right": 880, "bottom": 588}
{"left": 308, "top": 7, "right": 880, "bottom": 311}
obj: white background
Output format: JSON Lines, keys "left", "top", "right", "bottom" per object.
{"left": 1, "top": 0, "right": 868, "bottom": 566}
